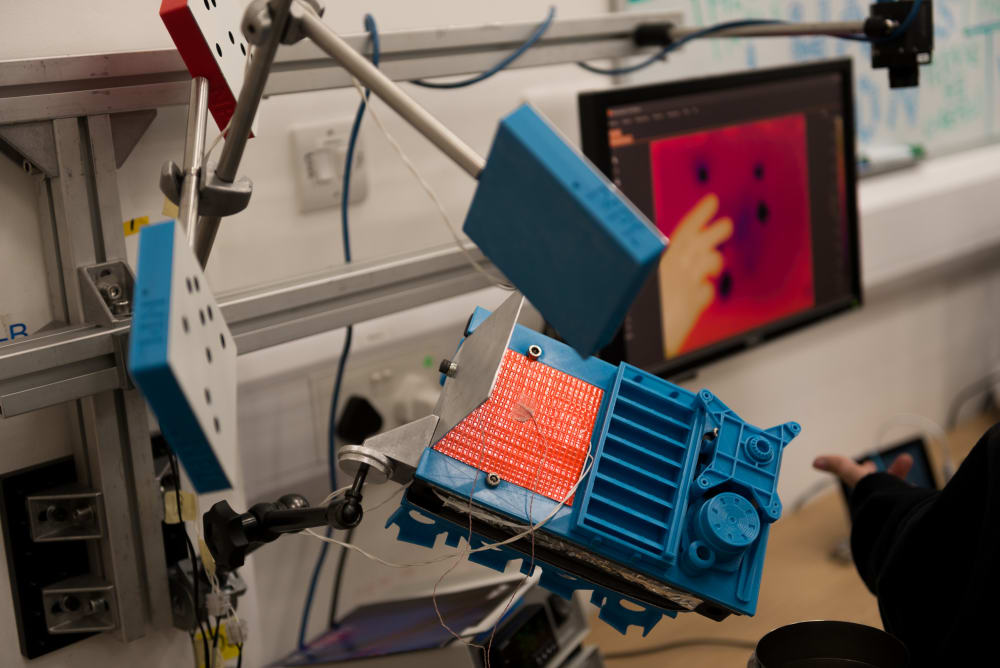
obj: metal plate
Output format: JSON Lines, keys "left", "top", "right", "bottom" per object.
{"left": 430, "top": 291, "right": 523, "bottom": 444}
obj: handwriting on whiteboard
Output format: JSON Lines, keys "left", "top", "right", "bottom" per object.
{"left": 679, "top": 0, "right": 995, "bottom": 151}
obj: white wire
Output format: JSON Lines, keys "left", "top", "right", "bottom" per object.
{"left": 349, "top": 78, "right": 514, "bottom": 292}
{"left": 874, "top": 412, "right": 954, "bottom": 482}
{"left": 322, "top": 485, "right": 353, "bottom": 506}
{"left": 302, "top": 453, "right": 595, "bottom": 567}
{"left": 202, "top": 44, "right": 254, "bottom": 163}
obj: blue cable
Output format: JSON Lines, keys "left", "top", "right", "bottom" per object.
{"left": 410, "top": 6, "right": 555, "bottom": 88}
{"left": 297, "top": 13, "right": 380, "bottom": 653}
{"left": 579, "top": 1, "right": 924, "bottom": 76}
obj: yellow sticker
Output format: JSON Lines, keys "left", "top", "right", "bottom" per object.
{"left": 199, "top": 537, "right": 217, "bottom": 580}
{"left": 194, "top": 622, "right": 241, "bottom": 668}
{"left": 162, "top": 197, "right": 180, "bottom": 218}
{"left": 123, "top": 216, "right": 150, "bottom": 237}
{"left": 163, "top": 490, "right": 198, "bottom": 524}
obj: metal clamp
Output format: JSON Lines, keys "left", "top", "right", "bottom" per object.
{"left": 243, "top": 0, "right": 324, "bottom": 46}
{"left": 159, "top": 160, "right": 254, "bottom": 218}
{"left": 42, "top": 576, "right": 116, "bottom": 634}
{"left": 79, "top": 262, "right": 135, "bottom": 326}
{"left": 26, "top": 485, "right": 103, "bottom": 541}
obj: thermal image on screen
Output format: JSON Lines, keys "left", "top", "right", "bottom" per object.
{"left": 649, "top": 114, "right": 815, "bottom": 358}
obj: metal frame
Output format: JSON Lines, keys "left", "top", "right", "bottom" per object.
{"left": 0, "top": 9, "right": 687, "bottom": 125}
{"left": 0, "top": 112, "right": 173, "bottom": 643}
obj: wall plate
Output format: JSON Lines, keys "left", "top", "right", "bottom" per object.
{"left": 160, "top": 0, "right": 257, "bottom": 134}
{"left": 290, "top": 119, "right": 368, "bottom": 214}
{"left": 129, "top": 220, "right": 238, "bottom": 493}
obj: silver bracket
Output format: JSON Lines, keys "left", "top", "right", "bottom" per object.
{"left": 79, "top": 262, "right": 135, "bottom": 327}
{"left": 243, "top": 0, "right": 325, "bottom": 46}
{"left": 430, "top": 291, "right": 523, "bottom": 444}
{"left": 339, "top": 414, "right": 440, "bottom": 485}
{"left": 27, "top": 485, "right": 103, "bottom": 541}
{"left": 339, "top": 292, "right": 523, "bottom": 485}
{"left": 42, "top": 576, "right": 117, "bottom": 634}
{"left": 159, "top": 160, "right": 254, "bottom": 218}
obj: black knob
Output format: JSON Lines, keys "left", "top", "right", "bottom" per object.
{"left": 203, "top": 500, "right": 253, "bottom": 571}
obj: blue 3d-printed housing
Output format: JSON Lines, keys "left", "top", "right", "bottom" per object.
{"left": 464, "top": 105, "right": 665, "bottom": 358}
{"left": 388, "top": 306, "right": 799, "bottom": 635}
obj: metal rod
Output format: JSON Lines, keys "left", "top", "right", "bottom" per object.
{"left": 192, "top": 0, "right": 295, "bottom": 268}
{"left": 300, "top": 10, "right": 486, "bottom": 179}
{"left": 178, "top": 77, "right": 209, "bottom": 247}
{"left": 671, "top": 20, "right": 867, "bottom": 39}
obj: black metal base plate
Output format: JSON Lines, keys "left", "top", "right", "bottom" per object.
{"left": 0, "top": 457, "right": 96, "bottom": 658}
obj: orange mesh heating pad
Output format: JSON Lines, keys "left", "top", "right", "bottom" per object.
{"left": 434, "top": 349, "right": 604, "bottom": 504}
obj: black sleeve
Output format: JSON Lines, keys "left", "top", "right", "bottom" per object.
{"left": 846, "top": 423, "right": 1000, "bottom": 665}
{"left": 848, "top": 473, "right": 935, "bottom": 594}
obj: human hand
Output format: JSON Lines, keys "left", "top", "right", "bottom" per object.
{"left": 658, "top": 193, "right": 734, "bottom": 358}
{"left": 812, "top": 453, "right": 914, "bottom": 489}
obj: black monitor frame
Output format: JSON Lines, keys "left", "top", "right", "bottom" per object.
{"left": 579, "top": 58, "right": 863, "bottom": 379}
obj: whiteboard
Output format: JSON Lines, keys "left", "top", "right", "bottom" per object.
{"left": 621, "top": 0, "right": 997, "bottom": 153}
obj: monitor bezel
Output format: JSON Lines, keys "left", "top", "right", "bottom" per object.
{"left": 579, "top": 58, "right": 863, "bottom": 379}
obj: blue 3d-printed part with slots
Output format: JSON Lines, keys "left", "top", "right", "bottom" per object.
{"left": 128, "top": 220, "right": 239, "bottom": 493}
{"left": 463, "top": 104, "right": 665, "bottom": 358}
{"left": 388, "top": 306, "right": 799, "bottom": 635}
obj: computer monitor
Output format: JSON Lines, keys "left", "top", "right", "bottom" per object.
{"left": 579, "top": 59, "right": 862, "bottom": 377}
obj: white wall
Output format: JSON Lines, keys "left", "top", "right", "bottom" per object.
{"left": 3, "top": 1, "right": 1000, "bottom": 667}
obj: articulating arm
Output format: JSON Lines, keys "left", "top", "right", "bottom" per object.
{"left": 203, "top": 465, "right": 370, "bottom": 572}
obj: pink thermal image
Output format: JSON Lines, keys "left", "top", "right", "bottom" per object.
{"left": 649, "top": 114, "right": 815, "bottom": 355}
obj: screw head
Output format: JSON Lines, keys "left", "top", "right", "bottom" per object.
{"left": 486, "top": 472, "right": 501, "bottom": 488}
{"left": 439, "top": 359, "right": 459, "bottom": 378}
{"left": 526, "top": 344, "right": 542, "bottom": 360}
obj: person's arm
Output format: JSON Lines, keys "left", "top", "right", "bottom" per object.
{"left": 814, "top": 424, "right": 1000, "bottom": 662}
{"left": 845, "top": 471, "right": 935, "bottom": 593}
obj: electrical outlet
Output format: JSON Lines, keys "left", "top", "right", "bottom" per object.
{"left": 290, "top": 119, "right": 368, "bottom": 214}
{"left": 160, "top": 0, "right": 257, "bottom": 134}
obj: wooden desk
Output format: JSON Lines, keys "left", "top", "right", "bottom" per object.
{"left": 589, "top": 411, "right": 999, "bottom": 666}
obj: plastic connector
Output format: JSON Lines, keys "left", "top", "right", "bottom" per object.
{"left": 633, "top": 23, "right": 674, "bottom": 47}
{"left": 226, "top": 617, "right": 248, "bottom": 645}
{"left": 205, "top": 590, "right": 228, "bottom": 618}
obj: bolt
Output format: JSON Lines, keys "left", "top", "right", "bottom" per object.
{"left": 87, "top": 597, "right": 107, "bottom": 615}
{"left": 111, "top": 299, "right": 131, "bottom": 317}
{"left": 99, "top": 283, "right": 122, "bottom": 301}
{"left": 439, "top": 359, "right": 459, "bottom": 378}
{"left": 45, "top": 504, "right": 69, "bottom": 523}
{"left": 72, "top": 506, "right": 94, "bottom": 525}
{"left": 526, "top": 344, "right": 543, "bottom": 361}
{"left": 59, "top": 595, "right": 81, "bottom": 614}
{"left": 486, "top": 472, "right": 501, "bottom": 488}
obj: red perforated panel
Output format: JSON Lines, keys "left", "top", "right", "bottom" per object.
{"left": 434, "top": 349, "right": 604, "bottom": 505}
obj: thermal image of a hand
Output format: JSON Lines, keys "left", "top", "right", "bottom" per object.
{"left": 659, "top": 193, "right": 734, "bottom": 358}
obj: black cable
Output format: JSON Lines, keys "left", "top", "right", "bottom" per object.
{"left": 236, "top": 643, "right": 243, "bottom": 668}
{"left": 603, "top": 637, "right": 757, "bottom": 660}
{"left": 327, "top": 526, "right": 354, "bottom": 627}
{"left": 167, "top": 451, "right": 211, "bottom": 666}
{"left": 211, "top": 616, "right": 222, "bottom": 649}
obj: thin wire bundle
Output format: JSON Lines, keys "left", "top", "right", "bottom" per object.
{"left": 348, "top": 77, "right": 513, "bottom": 291}
{"left": 303, "top": 398, "right": 584, "bottom": 668}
